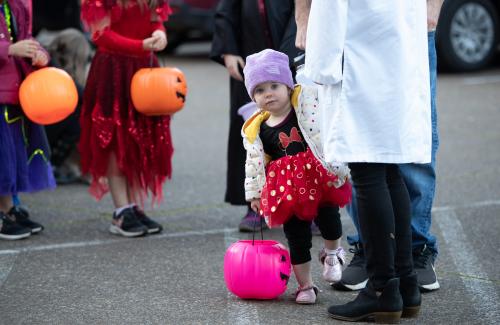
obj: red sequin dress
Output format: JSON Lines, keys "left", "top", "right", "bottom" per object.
{"left": 79, "top": 1, "right": 173, "bottom": 204}
{"left": 258, "top": 111, "right": 352, "bottom": 228}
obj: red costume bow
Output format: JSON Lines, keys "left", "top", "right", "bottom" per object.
{"left": 279, "top": 127, "right": 302, "bottom": 149}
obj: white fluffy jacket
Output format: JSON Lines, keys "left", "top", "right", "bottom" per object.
{"left": 241, "top": 85, "right": 350, "bottom": 201}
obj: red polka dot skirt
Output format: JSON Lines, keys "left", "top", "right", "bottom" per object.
{"left": 260, "top": 148, "right": 352, "bottom": 228}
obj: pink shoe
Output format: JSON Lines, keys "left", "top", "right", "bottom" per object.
{"left": 319, "top": 247, "right": 346, "bottom": 283}
{"left": 295, "top": 285, "right": 319, "bottom": 304}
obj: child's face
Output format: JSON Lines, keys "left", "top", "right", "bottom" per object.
{"left": 253, "top": 82, "right": 291, "bottom": 115}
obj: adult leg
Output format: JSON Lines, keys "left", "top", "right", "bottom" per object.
{"left": 399, "top": 31, "right": 439, "bottom": 256}
{"left": 338, "top": 31, "right": 439, "bottom": 292}
{"left": 350, "top": 163, "right": 397, "bottom": 287}
{"left": 398, "top": 31, "right": 439, "bottom": 291}
{"left": 335, "top": 186, "right": 368, "bottom": 291}
{"left": 328, "top": 163, "right": 403, "bottom": 323}
{"left": 386, "top": 164, "right": 421, "bottom": 318}
{"left": 385, "top": 165, "right": 412, "bottom": 278}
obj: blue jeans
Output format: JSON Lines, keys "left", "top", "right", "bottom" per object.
{"left": 346, "top": 32, "right": 439, "bottom": 256}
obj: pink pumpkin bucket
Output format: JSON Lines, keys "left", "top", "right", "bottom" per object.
{"left": 224, "top": 240, "right": 291, "bottom": 300}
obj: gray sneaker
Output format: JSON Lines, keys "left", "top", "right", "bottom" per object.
{"left": 332, "top": 243, "right": 368, "bottom": 291}
{"left": 413, "top": 245, "right": 440, "bottom": 292}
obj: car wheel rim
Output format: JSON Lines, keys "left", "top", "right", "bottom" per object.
{"left": 450, "top": 3, "right": 495, "bottom": 64}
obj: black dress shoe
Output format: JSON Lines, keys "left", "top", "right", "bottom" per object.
{"left": 399, "top": 273, "right": 421, "bottom": 318}
{"left": 328, "top": 278, "right": 403, "bottom": 324}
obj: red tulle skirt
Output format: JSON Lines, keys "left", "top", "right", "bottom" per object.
{"left": 79, "top": 51, "right": 173, "bottom": 205}
{"left": 260, "top": 148, "right": 351, "bottom": 228}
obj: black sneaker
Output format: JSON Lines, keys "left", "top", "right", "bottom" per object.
{"left": 8, "top": 206, "right": 44, "bottom": 234}
{"left": 413, "top": 245, "right": 440, "bottom": 292}
{"left": 133, "top": 206, "right": 163, "bottom": 234}
{"left": 332, "top": 243, "right": 368, "bottom": 291}
{"left": 109, "top": 207, "right": 148, "bottom": 237}
{"left": 0, "top": 212, "right": 32, "bottom": 240}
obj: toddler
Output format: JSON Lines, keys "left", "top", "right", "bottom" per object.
{"left": 242, "top": 49, "right": 352, "bottom": 304}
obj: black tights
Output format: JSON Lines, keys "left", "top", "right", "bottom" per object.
{"left": 349, "top": 163, "right": 413, "bottom": 290}
{"left": 284, "top": 206, "right": 342, "bottom": 265}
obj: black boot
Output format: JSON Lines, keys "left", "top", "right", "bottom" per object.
{"left": 328, "top": 278, "right": 403, "bottom": 324}
{"left": 399, "top": 274, "right": 421, "bottom": 318}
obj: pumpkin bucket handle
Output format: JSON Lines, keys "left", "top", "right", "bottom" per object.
{"left": 149, "top": 50, "right": 155, "bottom": 69}
{"left": 251, "top": 215, "right": 264, "bottom": 245}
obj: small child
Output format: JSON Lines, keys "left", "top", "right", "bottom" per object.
{"left": 0, "top": 0, "right": 54, "bottom": 240}
{"left": 241, "top": 49, "right": 352, "bottom": 304}
{"left": 80, "top": 0, "right": 172, "bottom": 237}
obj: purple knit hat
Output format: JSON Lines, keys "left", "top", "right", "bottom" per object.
{"left": 243, "top": 49, "right": 294, "bottom": 98}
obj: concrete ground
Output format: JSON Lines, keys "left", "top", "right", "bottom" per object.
{"left": 0, "top": 43, "right": 499, "bottom": 324}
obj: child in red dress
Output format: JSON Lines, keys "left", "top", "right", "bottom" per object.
{"left": 242, "top": 49, "right": 352, "bottom": 304}
{"left": 80, "top": 0, "right": 172, "bottom": 237}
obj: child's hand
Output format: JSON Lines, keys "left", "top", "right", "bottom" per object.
{"left": 223, "top": 54, "right": 244, "bottom": 81}
{"left": 143, "top": 31, "right": 167, "bottom": 52}
{"left": 151, "top": 30, "right": 167, "bottom": 51}
{"left": 250, "top": 199, "right": 260, "bottom": 213}
{"left": 8, "top": 40, "right": 40, "bottom": 59}
{"left": 32, "top": 50, "right": 49, "bottom": 67}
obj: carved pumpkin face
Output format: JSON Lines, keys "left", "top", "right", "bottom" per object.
{"left": 224, "top": 240, "right": 291, "bottom": 299}
{"left": 131, "top": 67, "right": 187, "bottom": 116}
{"left": 19, "top": 67, "right": 78, "bottom": 125}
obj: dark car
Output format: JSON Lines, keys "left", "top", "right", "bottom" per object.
{"left": 165, "top": 0, "right": 220, "bottom": 52}
{"left": 437, "top": 0, "right": 500, "bottom": 71}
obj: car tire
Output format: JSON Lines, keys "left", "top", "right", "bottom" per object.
{"left": 437, "top": 0, "right": 499, "bottom": 71}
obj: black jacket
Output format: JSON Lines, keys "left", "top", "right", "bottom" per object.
{"left": 210, "top": 0, "right": 299, "bottom": 67}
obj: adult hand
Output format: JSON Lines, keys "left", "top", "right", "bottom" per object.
{"left": 8, "top": 39, "right": 40, "bottom": 59}
{"left": 427, "top": 0, "right": 444, "bottom": 31}
{"left": 32, "top": 50, "right": 49, "bottom": 67}
{"left": 295, "top": 24, "right": 307, "bottom": 50}
{"left": 250, "top": 199, "right": 260, "bottom": 213}
{"left": 223, "top": 54, "right": 245, "bottom": 81}
{"left": 295, "top": 0, "right": 311, "bottom": 50}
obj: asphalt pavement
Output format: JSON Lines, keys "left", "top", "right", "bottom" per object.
{"left": 0, "top": 43, "right": 499, "bottom": 324}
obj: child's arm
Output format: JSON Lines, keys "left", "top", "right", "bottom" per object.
{"left": 242, "top": 136, "right": 266, "bottom": 203}
{"left": 294, "top": 84, "right": 351, "bottom": 186}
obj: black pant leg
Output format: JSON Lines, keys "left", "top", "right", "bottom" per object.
{"left": 315, "top": 205, "right": 342, "bottom": 240}
{"left": 386, "top": 164, "right": 413, "bottom": 278}
{"left": 349, "top": 163, "right": 396, "bottom": 290}
{"left": 283, "top": 216, "right": 312, "bottom": 265}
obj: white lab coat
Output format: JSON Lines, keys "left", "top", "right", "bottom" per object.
{"left": 304, "top": 0, "right": 431, "bottom": 164}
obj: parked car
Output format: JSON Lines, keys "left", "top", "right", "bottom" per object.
{"left": 164, "top": 0, "right": 500, "bottom": 71}
{"left": 437, "top": 0, "right": 500, "bottom": 71}
{"left": 165, "top": 0, "right": 220, "bottom": 52}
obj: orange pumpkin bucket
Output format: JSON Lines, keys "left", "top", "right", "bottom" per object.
{"left": 130, "top": 67, "right": 187, "bottom": 116}
{"left": 19, "top": 67, "right": 78, "bottom": 125}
